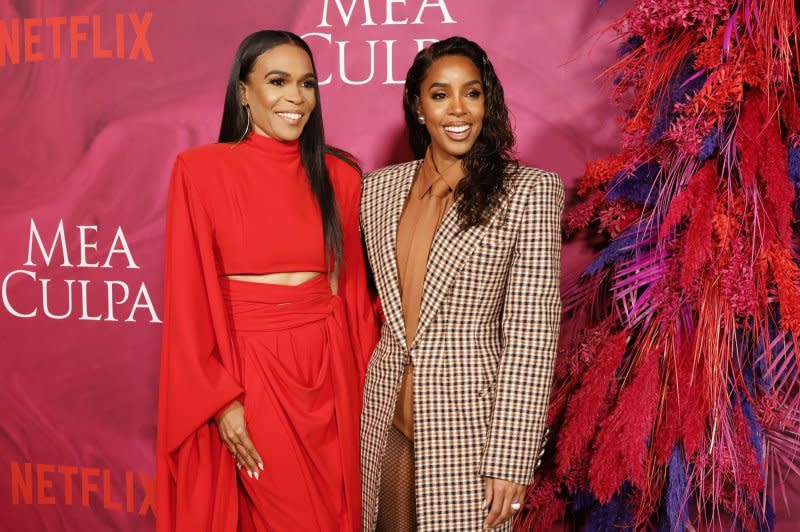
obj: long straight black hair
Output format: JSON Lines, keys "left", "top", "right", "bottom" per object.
{"left": 219, "top": 30, "right": 355, "bottom": 266}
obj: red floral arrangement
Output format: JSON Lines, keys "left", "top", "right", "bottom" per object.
{"left": 520, "top": 1, "right": 800, "bottom": 530}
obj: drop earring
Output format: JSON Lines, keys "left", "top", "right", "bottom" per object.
{"left": 417, "top": 115, "right": 425, "bottom": 124}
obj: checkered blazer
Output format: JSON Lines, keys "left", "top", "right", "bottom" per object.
{"left": 359, "top": 160, "right": 563, "bottom": 531}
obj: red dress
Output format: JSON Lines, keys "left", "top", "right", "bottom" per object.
{"left": 156, "top": 133, "right": 379, "bottom": 532}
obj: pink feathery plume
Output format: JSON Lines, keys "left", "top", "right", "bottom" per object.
{"left": 758, "top": 113, "right": 795, "bottom": 247}
{"left": 588, "top": 343, "right": 662, "bottom": 502}
{"left": 735, "top": 87, "right": 764, "bottom": 189}
{"left": 675, "top": 163, "right": 719, "bottom": 291}
{"left": 564, "top": 190, "right": 605, "bottom": 236}
{"left": 659, "top": 161, "right": 718, "bottom": 240}
{"left": 555, "top": 331, "right": 628, "bottom": 476}
{"left": 520, "top": 477, "right": 569, "bottom": 530}
{"left": 768, "top": 244, "right": 800, "bottom": 338}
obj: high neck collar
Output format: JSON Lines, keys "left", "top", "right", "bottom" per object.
{"left": 242, "top": 132, "right": 301, "bottom": 158}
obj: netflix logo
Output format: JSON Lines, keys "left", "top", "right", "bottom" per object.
{"left": 10, "top": 462, "right": 155, "bottom": 517}
{"left": 0, "top": 12, "right": 154, "bottom": 67}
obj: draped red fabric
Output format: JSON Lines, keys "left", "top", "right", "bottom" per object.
{"left": 156, "top": 134, "right": 378, "bottom": 531}
{"left": 223, "top": 276, "right": 361, "bottom": 530}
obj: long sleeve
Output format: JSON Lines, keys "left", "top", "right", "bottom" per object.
{"left": 156, "top": 156, "right": 242, "bottom": 532}
{"left": 332, "top": 159, "right": 380, "bottom": 376}
{"left": 479, "top": 172, "right": 564, "bottom": 485}
{"left": 314, "top": 157, "right": 379, "bottom": 531}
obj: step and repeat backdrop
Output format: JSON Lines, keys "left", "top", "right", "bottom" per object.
{"left": 1, "top": 1, "right": 796, "bottom": 530}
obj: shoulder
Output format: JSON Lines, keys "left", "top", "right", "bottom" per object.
{"left": 176, "top": 142, "right": 233, "bottom": 169}
{"left": 363, "top": 160, "right": 421, "bottom": 189}
{"left": 507, "top": 164, "right": 562, "bottom": 191}
{"left": 506, "top": 164, "right": 564, "bottom": 205}
{"left": 325, "top": 152, "right": 364, "bottom": 218}
{"left": 326, "top": 152, "right": 361, "bottom": 189}
{"left": 364, "top": 160, "right": 421, "bottom": 181}
{"left": 172, "top": 143, "right": 235, "bottom": 188}
{"left": 325, "top": 151, "right": 362, "bottom": 206}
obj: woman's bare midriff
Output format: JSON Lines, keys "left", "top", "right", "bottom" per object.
{"left": 223, "top": 271, "right": 322, "bottom": 286}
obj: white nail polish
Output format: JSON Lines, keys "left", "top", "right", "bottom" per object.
{"left": 247, "top": 470, "right": 253, "bottom": 479}
{"left": 254, "top": 471, "right": 260, "bottom": 480}
{"left": 258, "top": 462, "right": 264, "bottom": 471}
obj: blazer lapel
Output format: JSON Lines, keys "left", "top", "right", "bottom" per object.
{"left": 410, "top": 198, "right": 489, "bottom": 350}
{"left": 376, "top": 161, "right": 419, "bottom": 349}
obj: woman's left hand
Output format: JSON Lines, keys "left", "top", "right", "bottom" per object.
{"left": 483, "top": 477, "right": 526, "bottom": 529}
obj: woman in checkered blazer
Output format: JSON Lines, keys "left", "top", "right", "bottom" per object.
{"left": 359, "top": 37, "right": 564, "bottom": 531}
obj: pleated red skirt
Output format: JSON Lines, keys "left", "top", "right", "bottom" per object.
{"left": 220, "top": 275, "right": 362, "bottom": 532}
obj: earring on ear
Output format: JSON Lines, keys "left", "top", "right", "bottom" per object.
{"left": 417, "top": 115, "right": 425, "bottom": 124}
{"left": 232, "top": 104, "right": 251, "bottom": 148}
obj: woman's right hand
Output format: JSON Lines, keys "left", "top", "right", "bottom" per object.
{"left": 214, "top": 399, "right": 264, "bottom": 479}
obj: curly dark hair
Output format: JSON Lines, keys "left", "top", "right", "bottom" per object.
{"left": 403, "top": 36, "right": 518, "bottom": 228}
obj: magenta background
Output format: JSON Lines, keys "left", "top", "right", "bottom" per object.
{"left": 0, "top": 0, "right": 796, "bottom": 530}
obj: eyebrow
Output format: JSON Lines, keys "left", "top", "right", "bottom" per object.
{"left": 428, "top": 79, "right": 482, "bottom": 89}
{"left": 264, "top": 70, "right": 316, "bottom": 79}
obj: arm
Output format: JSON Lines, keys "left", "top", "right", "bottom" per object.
{"left": 334, "top": 161, "right": 380, "bottom": 376}
{"left": 480, "top": 171, "right": 564, "bottom": 485}
{"left": 156, "top": 156, "right": 244, "bottom": 531}
{"left": 158, "top": 156, "right": 243, "bottom": 454}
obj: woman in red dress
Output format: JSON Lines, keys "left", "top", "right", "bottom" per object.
{"left": 156, "top": 30, "right": 378, "bottom": 531}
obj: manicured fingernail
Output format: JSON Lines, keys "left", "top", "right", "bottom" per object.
{"left": 254, "top": 471, "right": 260, "bottom": 480}
{"left": 236, "top": 462, "right": 242, "bottom": 469}
{"left": 258, "top": 462, "right": 264, "bottom": 471}
{"left": 481, "top": 499, "right": 487, "bottom": 510}
{"left": 247, "top": 470, "right": 253, "bottom": 479}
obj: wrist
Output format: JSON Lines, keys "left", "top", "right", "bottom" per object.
{"left": 213, "top": 397, "right": 241, "bottom": 424}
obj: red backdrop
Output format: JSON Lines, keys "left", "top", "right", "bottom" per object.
{"left": 0, "top": 0, "right": 796, "bottom": 530}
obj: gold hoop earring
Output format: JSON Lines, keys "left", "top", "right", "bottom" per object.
{"left": 241, "top": 105, "right": 251, "bottom": 139}
{"left": 232, "top": 105, "right": 251, "bottom": 148}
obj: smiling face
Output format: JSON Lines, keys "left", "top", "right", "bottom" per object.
{"left": 239, "top": 43, "right": 317, "bottom": 142}
{"left": 416, "top": 54, "right": 485, "bottom": 167}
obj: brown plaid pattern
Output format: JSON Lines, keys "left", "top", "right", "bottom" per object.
{"left": 360, "top": 160, "right": 563, "bottom": 532}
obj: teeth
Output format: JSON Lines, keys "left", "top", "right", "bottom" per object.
{"left": 444, "top": 125, "right": 470, "bottom": 133}
{"left": 278, "top": 112, "right": 302, "bottom": 120}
